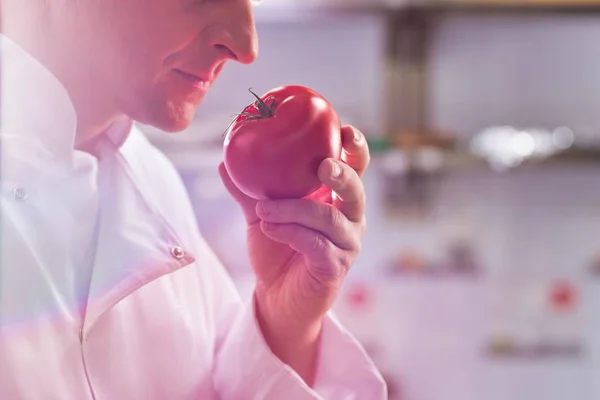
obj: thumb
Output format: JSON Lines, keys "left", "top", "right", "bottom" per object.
{"left": 218, "top": 162, "right": 259, "bottom": 224}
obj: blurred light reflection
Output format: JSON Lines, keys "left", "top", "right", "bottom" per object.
{"left": 470, "top": 125, "right": 575, "bottom": 171}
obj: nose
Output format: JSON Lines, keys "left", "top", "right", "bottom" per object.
{"left": 211, "top": 1, "right": 258, "bottom": 65}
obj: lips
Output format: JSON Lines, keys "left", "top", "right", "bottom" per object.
{"left": 174, "top": 62, "right": 227, "bottom": 91}
{"left": 174, "top": 69, "right": 211, "bottom": 90}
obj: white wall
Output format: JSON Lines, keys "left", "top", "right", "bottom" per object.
{"left": 356, "top": 14, "right": 600, "bottom": 400}
{"left": 414, "top": 13, "right": 600, "bottom": 276}
{"left": 428, "top": 14, "right": 600, "bottom": 147}
{"left": 197, "top": 16, "right": 387, "bottom": 136}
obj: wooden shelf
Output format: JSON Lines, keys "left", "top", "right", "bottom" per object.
{"left": 431, "top": 0, "right": 600, "bottom": 14}
{"left": 441, "top": 0, "right": 600, "bottom": 8}
{"left": 252, "top": 0, "right": 600, "bottom": 21}
{"left": 369, "top": 136, "right": 600, "bottom": 172}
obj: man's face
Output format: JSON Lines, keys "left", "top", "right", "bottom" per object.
{"left": 60, "top": 0, "right": 258, "bottom": 132}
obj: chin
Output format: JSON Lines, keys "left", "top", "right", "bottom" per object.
{"left": 153, "top": 116, "right": 193, "bottom": 133}
{"left": 137, "top": 100, "right": 198, "bottom": 133}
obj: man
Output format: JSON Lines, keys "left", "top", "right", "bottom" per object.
{"left": 0, "top": 0, "right": 386, "bottom": 398}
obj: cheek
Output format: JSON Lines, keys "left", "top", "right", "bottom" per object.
{"left": 91, "top": 5, "right": 199, "bottom": 78}
{"left": 81, "top": 2, "right": 205, "bottom": 124}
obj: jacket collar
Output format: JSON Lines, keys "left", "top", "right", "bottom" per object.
{"left": 0, "top": 34, "right": 131, "bottom": 160}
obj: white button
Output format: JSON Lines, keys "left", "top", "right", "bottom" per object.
{"left": 170, "top": 246, "right": 185, "bottom": 260}
{"left": 13, "top": 187, "right": 28, "bottom": 201}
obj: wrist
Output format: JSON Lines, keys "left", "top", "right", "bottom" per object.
{"left": 253, "top": 291, "right": 323, "bottom": 386}
{"left": 254, "top": 291, "right": 323, "bottom": 343}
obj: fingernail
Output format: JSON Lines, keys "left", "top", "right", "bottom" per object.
{"left": 331, "top": 160, "right": 342, "bottom": 179}
{"left": 353, "top": 129, "right": 363, "bottom": 144}
{"left": 259, "top": 201, "right": 276, "bottom": 215}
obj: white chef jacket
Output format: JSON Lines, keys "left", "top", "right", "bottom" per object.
{"left": 0, "top": 34, "right": 386, "bottom": 399}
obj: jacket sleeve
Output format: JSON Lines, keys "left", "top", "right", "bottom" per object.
{"left": 138, "top": 139, "right": 386, "bottom": 399}
{"left": 210, "top": 266, "right": 387, "bottom": 400}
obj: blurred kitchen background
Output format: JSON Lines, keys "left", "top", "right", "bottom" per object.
{"left": 139, "top": 1, "right": 600, "bottom": 399}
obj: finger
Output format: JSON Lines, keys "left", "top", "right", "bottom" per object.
{"left": 256, "top": 199, "right": 357, "bottom": 250}
{"left": 318, "top": 159, "right": 365, "bottom": 223}
{"left": 341, "top": 126, "right": 370, "bottom": 177}
{"left": 218, "top": 162, "right": 259, "bottom": 224}
{"left": 260, "top": 222, "right": 352, "bottom": 279}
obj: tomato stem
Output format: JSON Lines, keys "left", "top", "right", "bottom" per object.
{"left": 221, "top": 88, "right": 278, "bottom": 141}
{"left": 248, "top": 88, "right": 276, "bottom": 118}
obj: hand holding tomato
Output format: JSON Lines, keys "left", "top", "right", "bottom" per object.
{"left": 219, "top": 114, "right": 369, "bottom": 384}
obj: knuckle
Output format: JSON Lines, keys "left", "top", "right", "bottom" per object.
{"left": 359, "top": 217, "right": 367, "bottom": 236}
{"left": 311, "top": 234, "right": 329, "bottom": 253}
{"left": 348, "top": 232, "right": 362, "bottom": 256}
{"left": 337, "top": 252, "right": 353, "bottom": 274}
{"left": 322, "top": 205, "right": 342, "bottom": 229}
{"left": 353, "top": 232, "right": 363, "bottom": 252}
{"left": 358, "top": 183, "right": 367, "bottom": 204}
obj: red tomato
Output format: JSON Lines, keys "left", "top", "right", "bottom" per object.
{"left": 223, "top": 85, "right": 342, "bottom": 200}
{"left": 549, "top": 280, "right": 577, "bottom": 311}
{"left": 346, "top": 283, "right": 370, "bottom": 309}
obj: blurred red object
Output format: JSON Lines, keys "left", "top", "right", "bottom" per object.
{"left": 346, "top": 283, "right": 371, "bottom": 309}
{"left": 549, "top": 280, "right": 577, "bottom": 312}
